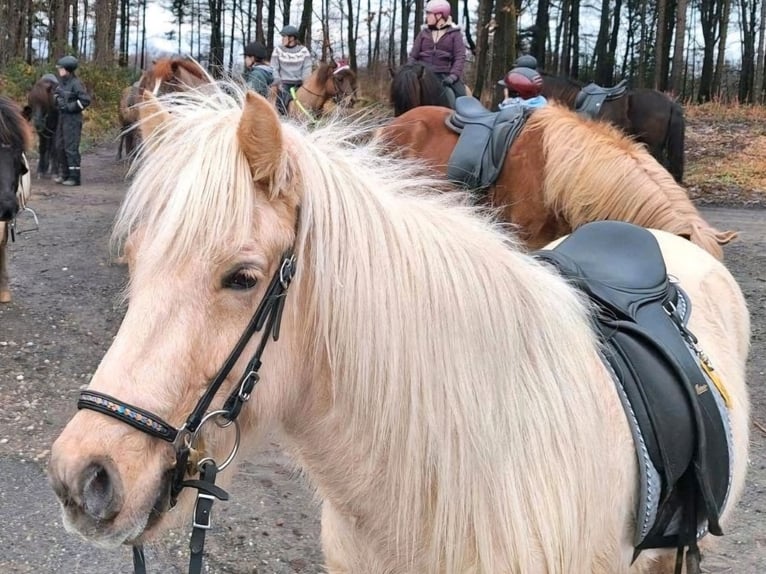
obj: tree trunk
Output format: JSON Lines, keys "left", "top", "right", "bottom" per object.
{"left": 399, "top": 0, "right": 412, "bottom": 65}
{"left": 593, "top": 0, "right": 612, "bottom": 84}
{"left": 669, "top": 0, "right": 687, "bottom": 95}
{"left": 754, "top": 0, "right": 766, "bottom": 102}
{"left": 606, "top": 0, "right": 623, "bottom": 82}
{"left": 347, "top": 0, "right": 357, "bottom": 68}
{"left": 49, "top": 0, "right": 71, "bottom": 61}
{"left": 472, "top": 0, "right": 494, "bottom": 99}
{"left": 208, "top": 0, "right": 225, "bottom": 75}
{"left": 713, "top": 0, "right": 730, "bottom": 97}
{"left": 94, "top": 0, "right": 118, "bottom": 64}
{"left": 653, "top": 0, "right": 667, "bottom": 89}
{"left": 299, "top": 0, "right": 313, "bottom": 50}
{"left": 697, "top": 0, "right": 720, "bottom": 102}
{"left": 531, "top": 0, "right": 549, "bottom": 68}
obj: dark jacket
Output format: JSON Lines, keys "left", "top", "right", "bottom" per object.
{"left": 244, "top": 64, "right": 275, "bottom": 98}
{"left": 407, "top": 24, "right": 466, "bottom": 79}
{"left": 55, "top": 75, "right": 91, "bottom": 115}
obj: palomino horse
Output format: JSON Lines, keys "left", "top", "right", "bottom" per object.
{"left": 49, "top": 87, "right": 750, "bottom": 573}
{"left": 23, "top": 73, "right": 60, "bottom": 176}
{"left": 390, "top": 62, "right": 471, "bottom": 116}
{"left": 117, "top": 57, "right": 211, "bottom": 159}
{"left": 270, "top": 61, "right": 358, "bottom": 121}
{"left": 0, "top": 96, "right": 32, "bottom": 303}
{"left": 541, "top": 73, "right": 686, "bottom": 182}
{"left": 378, "top": 103, "right": 734, "bottom": 259}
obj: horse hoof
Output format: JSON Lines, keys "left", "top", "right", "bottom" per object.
{"left": 0, "top": 291, "right": 11, "bottom": 303}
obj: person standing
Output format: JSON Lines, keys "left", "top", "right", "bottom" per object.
{"left": 407, "top": 0, "right": 467, "bottom": 98}
{"left": 53, "top": 55, "right": 91, "bottom": 186}
{"left": 269, "top": 25, "right": 313, "bottom": 90}
{"left": 243, "top": 41, "right": 275, "bottom": 98}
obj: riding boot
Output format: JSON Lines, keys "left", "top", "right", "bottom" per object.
{"left": 62, "top": 166, "right": 80, "bottom": 186}
{"left": 53, "top": 174, "right": 64, "bottom": 184}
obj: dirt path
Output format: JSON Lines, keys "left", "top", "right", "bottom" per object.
{"left": 0, "top": 143, "right": 763, "bottom": 573}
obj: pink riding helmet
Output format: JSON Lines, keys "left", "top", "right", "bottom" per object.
{"left": 425, "top": 0, "right": 451, "bottom": 17}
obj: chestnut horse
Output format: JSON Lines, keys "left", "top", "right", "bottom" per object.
{"left": 541, "top": 73, "right": 686, "bottom": 182}
{"left": 378, "top": 104, "right": 733, "bottom": 259}
{"left": 0, "top": 96, "right": 32, "bottom": 303}
{"left": 117, "top": 57, "right": 211, "bottom": 160}
{"left": 49, "top": 86, "right": 749, "bottom": 574}
{"left": 24, "top": 73, "right": 60, "bottom": 176}
{"left": 270, "top": 61, "right": 358, "bottom": 121}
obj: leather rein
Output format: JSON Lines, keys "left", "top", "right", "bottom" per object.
{"left": 77, "top": 249, "right": 298, "bottom": 574}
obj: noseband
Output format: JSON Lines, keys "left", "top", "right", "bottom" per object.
{"left": 77, "top": 249, "right": 298, "bottom": 574}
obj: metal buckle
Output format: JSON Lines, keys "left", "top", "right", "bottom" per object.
{"left": 279, "top": 254, "right": 296, "bottom": 288}
{"left": 192, "top": 493, "right": 216, "bottom": 529}
{"left": 238, "top": 370, "right": 258, "bottom": 401}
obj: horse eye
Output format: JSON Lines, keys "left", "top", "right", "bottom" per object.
{"left": 223, "top": 268, "right": 258, "bottom": 290}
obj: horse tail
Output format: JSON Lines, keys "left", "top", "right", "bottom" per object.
{"left": 665, "top": 100, "right": 685, "bottom": 183}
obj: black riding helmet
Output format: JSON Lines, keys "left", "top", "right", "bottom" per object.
{"left": 56, "top": 55, "right": 79, "bottom": 72}
{"left": 244, "top": 41, "right": 268, "bottom": 61}
{"left": 514, "top": 54, "right": 538, "bottom": 70}
{"left": 280, "top": 25, "right": 300, "bottom": 38}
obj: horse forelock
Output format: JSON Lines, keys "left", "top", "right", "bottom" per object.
{"left": 533, "top": 104, "right": 730, "bottom": 259}
{"left": 115, "top": 87, "right": 261, "bottom": 271}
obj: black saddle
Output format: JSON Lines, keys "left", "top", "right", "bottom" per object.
{"left": 575, "top": 79, "right": 629, "bottom": 118}
{"left": 444, "top": 97, "right": 529, "bottom": 190}
{"left": 535, "top": 221, "right": 730, "bottom": 567}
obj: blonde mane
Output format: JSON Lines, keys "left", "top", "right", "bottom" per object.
{"left": 532, "top": 104, "right": 735, "bottom": 259}
{"left": 115, "top": 88, "right": 629, "bottom": 571}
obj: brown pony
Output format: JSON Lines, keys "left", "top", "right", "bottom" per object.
{"left": 0, "top": 96, "right": 32, "bottom": 303}
{"left": 378, "top": 103, "right": 734, "bottom": 259}
{"left": 541, "top": 73, "right": 685, "bottom": 183}
{"left": 270, "top": 61, "right": 358, "bottom": 121}
{"left": 118, "top": 58, "right": 212, "bottom": 160}
{"left": 24, "top": 73, "right": 60, "bottom": 176}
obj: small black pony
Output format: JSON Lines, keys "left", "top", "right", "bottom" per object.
{"left": 541, "top": 73, "right": 685, "bottom": 183}
{"left": 23, "top": 74, "right": 61, "bottom": 177}
{"left": 390, "top": 63, "right": 454, "bottom": 116}
{"left": 1, "top": 95, "right": 32, "bottom": 303}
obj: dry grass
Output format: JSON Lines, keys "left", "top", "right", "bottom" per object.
{"left": 684, "top": 103, "right": 766, "bottom": 201}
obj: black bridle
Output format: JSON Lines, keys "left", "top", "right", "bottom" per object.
{"left": 77, "top": 249, "right": 297, "bottom": 574}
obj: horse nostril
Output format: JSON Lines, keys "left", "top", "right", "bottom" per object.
{"left": 79, "top": 460, "right": 123, "bottom": 521}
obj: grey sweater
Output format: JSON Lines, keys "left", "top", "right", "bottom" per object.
{"left": 270, "top": 44, "right": 313, "bottom": 84}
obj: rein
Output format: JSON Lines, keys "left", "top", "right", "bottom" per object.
{"left": 77, "top": 249, "right": 298, "bottom": 574}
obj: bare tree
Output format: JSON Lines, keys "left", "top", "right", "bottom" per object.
{"left": 669, "top": 0, "right": 687, "bottom": 95}
{"left": 755, "top": 0, "right": 766, "bottom": 102}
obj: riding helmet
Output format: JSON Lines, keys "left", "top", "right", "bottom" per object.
{"left": 425, "top": 0, "right": 451, "bottom": 17}
{"left": 502, "top": 67, "right": 543, "bottom": 99}
{"left": 244, "top": 41, "right": 268, "bottom": 60}
{"left": 514, "top": 54, "right": 538, "bottom": 70}
{"left": 280, "top": 25, "right": 300, "bottom": 38}
{"left": 56, "top": 55, "right": 79, "bottom": 72}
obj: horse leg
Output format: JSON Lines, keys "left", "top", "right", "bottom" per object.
{"left": 0, "top": 224, "right": 10, "bottom": 303}
{"left": 38, "top": 133, "right": 50, "bottom": 177}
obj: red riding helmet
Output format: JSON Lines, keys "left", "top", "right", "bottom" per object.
{"left": 502, "top": 67, "right": 543, "bottom": 99}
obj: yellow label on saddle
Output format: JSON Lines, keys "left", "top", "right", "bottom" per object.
{"left": 700, "top": 356, "right": 732, "bottom": 408}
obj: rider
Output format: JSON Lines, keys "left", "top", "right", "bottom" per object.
{"left": 53, "top": 55, "right": 91, "bottom": 186}
{"left": 243, "top": 41, "right": 275, "bottom": 98}
{"left": 270, "top": 25, "right": 313, "bottom": 91}
{"left": 497, "top": 66, "right": 548, "bottom": 111}
{"left": 407, "top": 0, "right": 467, "bottom": 99}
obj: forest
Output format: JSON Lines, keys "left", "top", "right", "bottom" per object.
{"left": 1, "top": 0, "right": 764, "bottom": 105}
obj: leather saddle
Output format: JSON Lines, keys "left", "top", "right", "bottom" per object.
{"left": 534, "top": 221, "right": 731, "bottom": 561}
{"left": 444, "top": 96, "right": 530, "bottom": 190}
{"left": 575, "top": 79, "right": 629, "bottom": 118}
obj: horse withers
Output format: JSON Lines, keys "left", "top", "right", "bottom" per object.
{"left": 24, "top": 73, "right": 60, "bottom": 177}
{"left": 0, "top": 96, "right": 33, "bottom": 303}
{"left": 541, "top": 73, "right": 686, "bottom": 183}
{"left": 48, "top": 86, "right": 749, "bottom": 574}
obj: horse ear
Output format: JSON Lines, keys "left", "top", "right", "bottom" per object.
{"left": 137, "top": 89, "right": 171, "bottom": 141}
{"left": 238, "top": 91, "right": 283, "bottom": 185}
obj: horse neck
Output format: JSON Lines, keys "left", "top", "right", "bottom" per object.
{"left": 269, "top": 146, "right": 610, "bottom": 568}
{"left": 295, "top": 76, "right": 329, "bottom": 113}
